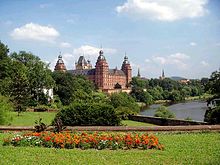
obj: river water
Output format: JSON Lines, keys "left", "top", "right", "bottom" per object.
{"left": 139, "top": 100, "right": 207, "bottom": 121}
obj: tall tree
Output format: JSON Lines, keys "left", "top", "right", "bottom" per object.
{"left": 0, "top": 41, "right": 12, "bottom": 96}
{"left": 10, "top": 61, "right": 29, "bottom": 114}
{"left": 206, "top": 69, "right": 220, "bottom": 96}
{"left": 11, "top": 51, "right": 55, "bottom": 105}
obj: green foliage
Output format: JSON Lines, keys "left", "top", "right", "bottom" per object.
{"left": 54, "top": 102, "right": 121, "bottom": 126}
{"left": 11, "top": 51, "right": 55, "bottom": 105}
{"left": 206, "top": 69, "right": 220, "bottom": 97}
{"left": 169, "top": 90, "right": 183, "bottom": 102}
{"left": 204, "top": 106, "right": 220, "bottom": 124}
{"left": 34, "top": 118, "right": 47, "bottom": 132}
{"left": 52, "top": 72, "right": 95, "bottom": 105}
{"left": 115, "top": 106, "right": 133, "bottom": 120}
{"left": 10, "top": 61, "right": 29, "bottom": 113}
{"left": 130, "top": 87, "right": 153, "bottom": 105}
{"left": 154, "top": 106, "right": 175, "bottom": 119}
{"left": 110, "top": 92, "right": 140, "bottom": 114}
{"left": 0, "top": 95, "right": 13, "bottom": 125}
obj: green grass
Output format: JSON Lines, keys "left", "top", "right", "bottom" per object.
{"left": 122, "top": 120, "right": 156, "bottom": 126}
{"left": 8, "top": 112, "right": 56, "bottom": 126}
{"left": 5, "top": 112, "right": 154, "bottom": 127}
{"left": 0, "top": 132, "right": 219, "bottom": 164}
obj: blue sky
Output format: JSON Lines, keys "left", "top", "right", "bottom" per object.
{"left": 0, "top": 0, "right": 220, "bottom": 79}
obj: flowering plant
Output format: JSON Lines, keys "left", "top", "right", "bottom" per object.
{"left": 3, "top": 132, "right": 164, "bottom": 150}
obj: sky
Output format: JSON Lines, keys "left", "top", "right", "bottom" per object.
{"left": 0, "top": 0, "right": 220, "bottom": 79}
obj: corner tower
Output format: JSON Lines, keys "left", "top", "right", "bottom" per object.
{"left": 95, "top": 50, "right": 109, "bottom": 90}
{"left": 121, "top": 54, "right": 132, "bottom": 87}
{"left": 54, "top": 53, "right": 66, "bottom": 72}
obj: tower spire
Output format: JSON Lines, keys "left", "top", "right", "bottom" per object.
{"left": 137, "top": 68, "right": 141, "bottom": 78}
{"left": 162, "top": 69, "right": 165, "bottom": 78}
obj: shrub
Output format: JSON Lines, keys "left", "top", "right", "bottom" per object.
{"left": 204, "top": 106, "right": 220, "bottom": 124}
{"left": 0, "top": 95, "right": 13, "bottom": 125}
{"left": 154, "top": 106, "right": 175, "bottom": 119}
{"left": 53, "top": 102, "right": 121, "bottom": 126}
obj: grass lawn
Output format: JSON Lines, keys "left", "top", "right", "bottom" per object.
{"left": 6, "top": 112, "right": 154, "bottom": 127}
{"left": 121, "top": 120, "right": 155, "bottom": 126}
{"left": 0, "top": 132, "right": 219, "bottom": 164}
{"left": 8, "top": 112, "right": 57, "bottom": 126}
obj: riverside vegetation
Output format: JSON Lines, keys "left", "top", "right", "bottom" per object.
{"left": 0, "top": 40, "right": 220, "bottom": 126}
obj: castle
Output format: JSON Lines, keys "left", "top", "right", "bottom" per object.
{"left": 54, "top": 50, "right": 132, "bottom": 93}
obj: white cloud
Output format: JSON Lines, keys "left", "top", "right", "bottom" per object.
{"left": 73, "top": 45, "right": 117, "bottom": 65}
{"left": 201, "top": 60, "right": 209, "bottom": 67}
{"left": 152, "top": 52, "right": 190, "bottom": 70}
{"left": 116, "top": 0, "right": 208, "bottom": 21}
{"left": 60, "top": 42, "right": 71, "bottom": 48}
{"left": 73, "top": 45, "right": 116, "bottom": 57}
{"left": 169, "top": 53, "right": 190, "bottom": 60}
{"left": 40, "top": 3, "right": 52, "bottom": 9}
{"left": 152, "top": 56, "right": 166, "bottom": 64}
{"left": 190, "top": 42, "right": 197, "bottom": 46}
{"left": 10, "top": 23, "right": 59, "bottom": 42}
{"left": 145, "top": 58, "right": 151, "bottom": 63}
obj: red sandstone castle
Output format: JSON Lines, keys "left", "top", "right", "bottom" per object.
{"left": 54, "top": 50, "right": 132, "bottom": 93}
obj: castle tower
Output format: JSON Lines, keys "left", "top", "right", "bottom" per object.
{"left": 54, "top": 53, "right": 66, "bottom": 72}
{"left": 95, "top": 50, "right": 109, "bottom": 89}
{"left": 121, "top": 54, "right": 132, "bottom": 87}
{"left": 75, "top": 56, "right": 92, "bottom": 70}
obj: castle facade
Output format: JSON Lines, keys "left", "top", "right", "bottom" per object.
{"left": 54, "top": 50, "right": 132, "bottom": 93}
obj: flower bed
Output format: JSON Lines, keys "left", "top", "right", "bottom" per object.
{"left": 3, "top": 132, "right": 164, "bottom": 150}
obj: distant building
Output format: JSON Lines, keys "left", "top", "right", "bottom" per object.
{"left": 54, "top": 50, "right": 132, "bottom": 93}
{"left": 179, "top": 79, "right": 190, "bottom": 84}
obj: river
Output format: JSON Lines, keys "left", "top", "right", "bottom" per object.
{"left": 139, "top": 100, "right": 207, "bottom": 121}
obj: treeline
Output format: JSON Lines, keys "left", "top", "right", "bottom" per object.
{"left": 130, "top": 76, "right": 209, "bottom": 104}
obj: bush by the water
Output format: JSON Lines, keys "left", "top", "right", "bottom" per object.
{"left": 204, "top": 106, "right": 220, "bottom": 124}
{"left": 0, "top": 95, "right": 13, "bottom": 125}
{"left": 154, "top": 106, "right": 175, "bottom": 119}
{"left": 54, "top": 102, "right": 121, "bottom": 126}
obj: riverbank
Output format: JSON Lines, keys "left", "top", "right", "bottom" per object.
{"left": 140, "top": 100, "right": 207, "bottom": 121}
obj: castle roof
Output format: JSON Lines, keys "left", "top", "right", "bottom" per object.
{"left": 77, "top": 56, "right": 87, "bottom": 65}
{"left": 109, "top": 69, "right": 125, "bottom": 76}
{"left": 68, "top": 69, "right": 95, "bottom": 75}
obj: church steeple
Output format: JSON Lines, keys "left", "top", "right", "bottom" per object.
{"left": 137, "top": 68, "right": 141, "bottom": 78}
{"left": 159, "top": 69, "right": 165, "bottom": 80}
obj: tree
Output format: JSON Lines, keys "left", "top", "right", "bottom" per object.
{"left": 206, "top": 69, "right": 220, "bottom": 96}
{"left": 169, "top": 90, "right": 183, "bottom": 102}
{"left": 11, "top": 51, "right": 55, "bottom": 105}
{"left": 10, "top": 61, "right": 29, "bottom": 114}
{"left": 0, "top": 41, "right": 12, "bottom": 96}
{"left": 154, "top": 106, "right": 175, "bottom": 119}
{"left": 52, "top": 72, "right": 95, "bottom": 105}
{"left": 0, "top": 95, "right": 14, "bottom": 125}
{"left": 110, "top": 92, "right": 140, "bottom": 114}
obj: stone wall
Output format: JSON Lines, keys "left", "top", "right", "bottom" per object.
{"left": 129, "top": 115, "right": 207, "bottom": 126}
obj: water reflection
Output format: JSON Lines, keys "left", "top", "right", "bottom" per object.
{"left": 139, "top": 101, "right": 207, "bottom": 121}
